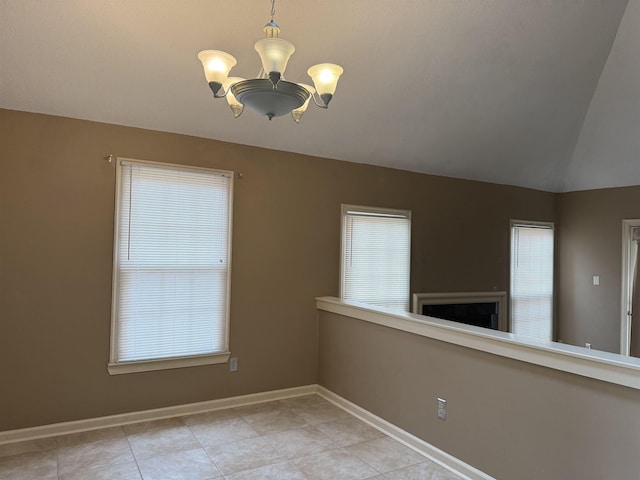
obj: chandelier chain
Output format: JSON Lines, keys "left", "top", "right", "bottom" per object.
{"left": 270, "top": 0, "right": 276, "bottom": 20}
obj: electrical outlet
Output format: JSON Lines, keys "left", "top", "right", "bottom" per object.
{"left": 437, "top": 398, "right": 447, "bottom": 420}
{"left": 437, "top": 397, "right": 447, "bottom": 420}
{"left": 229, "top": 357, "right": 238, "bottom": 372}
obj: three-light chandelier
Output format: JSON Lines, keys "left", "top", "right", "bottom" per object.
{"left": 197, "top": 0, "right": 343, "bottom": 122}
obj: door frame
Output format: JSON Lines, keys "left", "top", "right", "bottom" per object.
{"left": 620, "top": 219, "right": 640, "bottom": 355}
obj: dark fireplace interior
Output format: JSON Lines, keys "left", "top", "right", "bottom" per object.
{"left": 421, "top": 302, "right": 499, "bottom": 330}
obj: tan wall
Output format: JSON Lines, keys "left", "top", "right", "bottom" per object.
{"left": 318, "top": 311, "right": 640, "bottom": 480}
{"left": 556, "top": 186, "right": 640, "bottom": 353}
{"left": 0, "top": 109, "right": 554, "bottom": 431}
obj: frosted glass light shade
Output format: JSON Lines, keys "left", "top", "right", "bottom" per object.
{"left": 307, "top": 63, "right": 343, "bottom": 96}
{"left": 254, "top": 38, "right": 295, "bottom": 75}
{"left": 198, "top": 50, "right": 237, "bottom": 85}
{"left": 291, "top": 84, "right": 315, "bottom": 123}
{"left": 223, "top": 77, "right": 245, "bottom": 118}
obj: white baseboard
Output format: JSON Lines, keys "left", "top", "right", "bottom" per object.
{"left": 317, "top": 386, "right": 494, "bottom": 480}
{"left": 0, "top": 384, "right": 316, "bottom": 445}
{"left": 0, "top": 383, "right": 492, "bottom": 480}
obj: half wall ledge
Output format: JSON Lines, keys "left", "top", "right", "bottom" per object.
{"left": 315, "top": 296, "right": 640, "bottom": 390}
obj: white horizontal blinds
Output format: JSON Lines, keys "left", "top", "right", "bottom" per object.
{"left": 342, "top": 208, "right": 410, "bottom": 311}
{"left": 115, "top": 161, "right": 231, "bottom": 362}
{"left": 510, "top": 223, "right": 554, "bottom": 341}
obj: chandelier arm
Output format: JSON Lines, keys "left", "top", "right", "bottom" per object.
{"left": 310, "top": 93, "right": 329, "bottom": 109}
{"left": 208, "top": 82, "right": 231, "bottom": 99}
{"left": 213, "top": 90, "right": 230, "bottom": 99}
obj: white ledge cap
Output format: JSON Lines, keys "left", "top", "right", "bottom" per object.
{"left": 316, "top": 296, "right": 640, "bottom": 390}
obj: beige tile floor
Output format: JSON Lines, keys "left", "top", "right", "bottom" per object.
{"left": 0, "top": 394, "right": 464, "bottom": 480}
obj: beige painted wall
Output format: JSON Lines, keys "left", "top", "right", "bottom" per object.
{"left": 318, "top": 311, "right": 640, "bottom": 480}
{"left": 556, "top": 186, "right": 640, "bottom": 353}
{"left": 0, "top": 108, "right": 554, "bottom": 431}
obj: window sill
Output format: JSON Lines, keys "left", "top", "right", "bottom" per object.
{"left": 108, "top": 352, "right": 231, "bottom": 375}
{"left": 316, "top": 296, "right": 640, "bottom": 390}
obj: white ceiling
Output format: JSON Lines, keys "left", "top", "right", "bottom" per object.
{"left": 0, "top": 0, "right": 637, "bottom": 193}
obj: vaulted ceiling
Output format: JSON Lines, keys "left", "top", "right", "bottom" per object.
{"left": 1, "top": 0, "right": 638, "bottom": 192}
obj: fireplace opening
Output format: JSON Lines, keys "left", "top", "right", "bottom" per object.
{"left": 412, "top": 292, "right": 508, "bottom": 332}
{"left": 421, "top": 302, "right": 499, "bottom": 330}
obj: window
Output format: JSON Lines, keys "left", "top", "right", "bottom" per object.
{"left": 341, "top": 205, "right": 411, "bottom": 311}
{"left": 510, "top": 221, "right": 554, "bottom": 341}
{"left": 109, "top": 158, "right": 233, "bottom": 374}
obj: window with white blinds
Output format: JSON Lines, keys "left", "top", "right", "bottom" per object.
{"left": 510, "top": 221, "right": 554, "bottom": 341}
{"left": 341, "top": 205, "right": 411, "bottom": 311}
{"left": 109, "top": 159, "right": 232, "bottom": 373}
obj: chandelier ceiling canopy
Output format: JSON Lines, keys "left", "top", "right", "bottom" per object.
{"left": 198, "top": 0, "right": 343, "bottom": 122}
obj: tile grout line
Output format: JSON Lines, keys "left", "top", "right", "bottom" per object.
{"left": 184, "top": 415, "right": 226, "bottom": 479}
{"left": 122, "top": 426, "right": 144, "bottom": 480}
{"left": 55, "top": 435, "right": 60, "bottom": 480}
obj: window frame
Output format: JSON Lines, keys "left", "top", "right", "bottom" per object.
{"left": 509, "top": 219, "right": 554, "bottom": 341}
{"left": 340, "top": 204, "right": 412, "bottom": 311}
{"left": 108, "top": 157, "right": 233, "bottom": 375}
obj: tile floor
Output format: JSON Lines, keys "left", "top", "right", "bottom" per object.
{"left": 0, "top": 394, "right": 464, "bottom": 480}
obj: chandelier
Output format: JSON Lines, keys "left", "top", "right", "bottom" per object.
{"left": 197, "top": 0, "right": 343, "bottom": 122}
